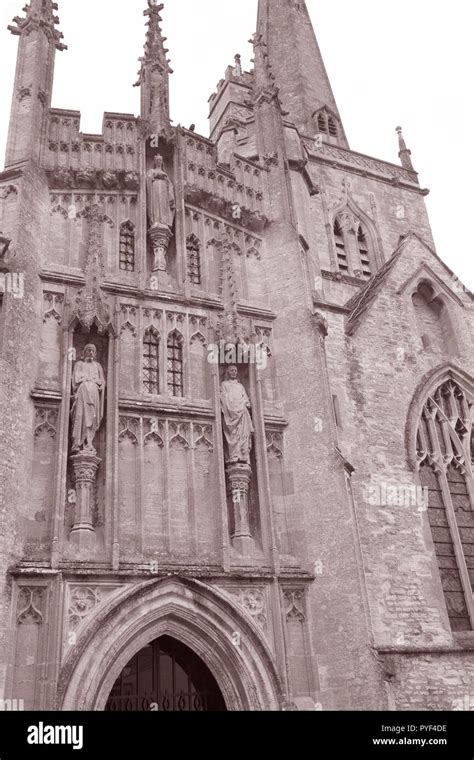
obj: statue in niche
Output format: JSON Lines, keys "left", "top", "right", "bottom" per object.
{"left": 71, "top": 344, "right": 106, "bottom": 454}
{"left": 146, "top": 154, "right": 175, "bottom": 230}
{"left": 220, "top": 365, "right": 254, "bottom": 464}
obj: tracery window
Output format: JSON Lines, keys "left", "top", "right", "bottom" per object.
{"left": 119, "top": 221, "right": 135, "bottom": 272}
{"left": 167, "top": 331, "right": 184, "bottom": 397}
{"left": 143, "top": 327, "right": 160, "bottom": 394}
{"left": 416, "top": 379, "right": 474, "bottom": 631}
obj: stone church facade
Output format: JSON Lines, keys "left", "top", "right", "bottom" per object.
{"left": 0, "top": 0, "right": 473, "bottom": 712}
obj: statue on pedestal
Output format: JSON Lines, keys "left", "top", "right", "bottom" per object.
{"left": 146, "top": 154, "right": 175, "bottom": 278}
{"left": 220, "top": 365, "right": 254, "bottom": 552}
{"left": 146, "top": 154, "right": 175, "bottom": 230}
{"left": 220, "top": 364, "right": 253, "bottom": 464}
{"left": 71, "top": 344, "right": 105, "bottom": 454}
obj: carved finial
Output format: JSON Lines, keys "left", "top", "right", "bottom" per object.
{"left": 396, "top": 126, "right": 414, "bottom": 171}
{"left": 140, "top": 0, "right": 172, "bottom": 72}
{"left": 233, "top": 54, "right": 243, "bottom": 77}
{"left": 215, "top": 233, "right": 250, "bottom": 345}
{"left": 73, "top": 205, "right": 110, "bottom": 331}
{"left": 135, "top": 1, "right": 173, "bottom": 139}
{"left": 8, "top": 0, "right": 67, "bottom": 51}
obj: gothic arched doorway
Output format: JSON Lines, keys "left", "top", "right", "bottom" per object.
{"left": 105, "top": 635, "right": 226, "bottom": 712}
{"left": 59, "top": 578, "right": 282, "bottom": 711}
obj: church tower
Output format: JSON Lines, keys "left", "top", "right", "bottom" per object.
{"left": 0, "top": 0, "right": 473, "bottom": 713}
{"left": 256, "top": 0, "right": 348, "bottom": 146}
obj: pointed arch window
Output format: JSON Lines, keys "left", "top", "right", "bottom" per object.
{"left": 315, "top": 109, "right": 339, "bottom": 142}
{"left": 167, "top": 331, "right": 184, "bottom": 397}
{"left": 119, "top": 221, "right": 135, "bottom": 272}
{"left": 357, "top": 224, "right": 372, "bottom": 279}
{"left": 333, "top": 216, "right": 348, "bottom": 273}
{"left": 416, "top": 379, "right": 474, "bottom": 631}
{"left": 186, "top": 234, "right": 201, "bottom": 286}
{"left": 143, "top": 327, "right": 160, "bottom": 394}
{"left": 328, "top": 116, "right": 338, "bottom": 138}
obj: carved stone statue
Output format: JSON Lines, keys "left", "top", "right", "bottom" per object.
{"left": 71, "top": 344, "right": 106, "bottom": 454}
{"left": 220, "top": 365, "right": 254, "bottom": 464}
{"left": 146, "top": 154, "right": 175, "bottom": 229}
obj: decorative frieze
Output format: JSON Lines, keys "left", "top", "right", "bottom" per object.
{"left": 118, "top": 417, "right": 214, "bottom": 450}
{"left": 185, "top": 185, "right": 267, "bottom": 232}
{"left": 305, "top": 139, "right": 419, "bottom": 187}
{"left": 47, "top": 168, "right": 139, "bottom": 191}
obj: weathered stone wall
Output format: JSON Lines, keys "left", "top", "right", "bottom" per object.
{"left": 0, "top": 161, "right": 50, "bottom": 703}
{"left": 1, "top": 0, "right": 473, "bottom": 713}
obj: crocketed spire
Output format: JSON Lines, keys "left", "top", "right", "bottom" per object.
{"left": 8, "top": 0, "right": 66, "bottom": 51}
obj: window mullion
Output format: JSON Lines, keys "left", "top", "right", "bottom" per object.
{"left": 437, "top": 466, "right": 474, "bottom": 628}
{"left": 427, "top": 410, "right": 474, "bottom": 627}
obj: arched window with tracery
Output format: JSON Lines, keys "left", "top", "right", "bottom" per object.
{"left": 143, "top": 327, "right": 160, "bottom": 394}
{"left": 167, "top": 330, "right": 184, "bottom": 397}
{"left": 119, "top": 221, "right": 135, "bottom": 272}
{"left": 416, "top": 378, "right": 474, "bottom": 630}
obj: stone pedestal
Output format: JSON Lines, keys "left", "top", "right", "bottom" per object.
{"left": 69, "top": 451, "right": 100, "bottom": 551}
{"left": 226, "top": 462, "right": 254, "bottom": 554}
{"left": 149, "top": 223, "right": 172, "bottom": 285}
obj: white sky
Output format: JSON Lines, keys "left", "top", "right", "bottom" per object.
{"left": 0, "top": 0, "right": 472, "bottom": 290}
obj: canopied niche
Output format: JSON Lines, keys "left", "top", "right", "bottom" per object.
{"left": 220, "top": 361, "right": 262, "bottom": 554}
{"left": 411, "top": 281, "right": 457, "bottom": 356}
{"left": 65, "top": 202, "right": 114, "bottom": 553}
{"left": 65, "top": 326, "right": 110, "bottom": 551}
